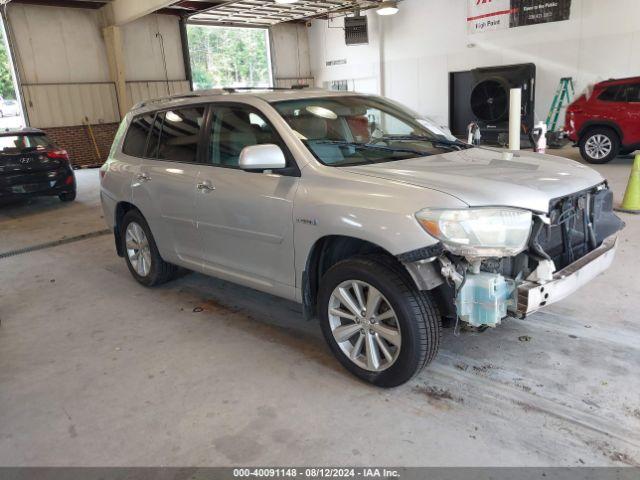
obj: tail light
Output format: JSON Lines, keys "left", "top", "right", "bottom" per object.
{"left": 47, "top": 149, "right": 70, "bottom": 161}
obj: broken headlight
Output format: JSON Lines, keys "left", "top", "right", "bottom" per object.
{"left": 415, "top": 208, "right": 533, "bottom": 258}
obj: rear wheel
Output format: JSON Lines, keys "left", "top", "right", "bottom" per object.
{"left": 121, "top": 210, "right": 178, "bottom": 287}
{"left": 318, "top": 255, "right": 441, "bottom": 388}
{"left": 579, "top": 127, "right": 620, "bottom": 164}
{"left": 58, "top": 190, "right": 76, "bottom": 202}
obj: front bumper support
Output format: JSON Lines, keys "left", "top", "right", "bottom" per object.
{"left": 515, "top": 235, "right": 618, "bottom": 317}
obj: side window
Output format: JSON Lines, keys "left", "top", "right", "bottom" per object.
{"left": 598, "top": 85, "right": 622, "bottom": 102}
{"left": 621, "top": 84, "right": 640, "bottom": 103}
{"left": 122, "top": 114, "right": 154, "bottom": 157}
{"left": 156, "top": 107, "right": 205, "bottom": 163}
{"left": 209, "top": 106, "right": 282, "bottom": 168}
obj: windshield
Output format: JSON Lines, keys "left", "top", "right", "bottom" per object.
{"left": 0, "top": 135, "right": 51, "bottom": 154}
{"left": 272, "top": 96, "right": 469, "bottom": 167}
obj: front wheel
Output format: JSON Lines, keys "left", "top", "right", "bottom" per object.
{"left": 579, "top": 128, "right": 620, "bottom": 164}
{"left": 318, "top": 256, "right": 441, "bottom": 388}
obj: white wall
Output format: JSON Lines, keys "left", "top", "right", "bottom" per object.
{"left": 309, "top": 0, "right": 640, "bottom": 127}
{"left": 308, "top": 12, "right": 382, "bottom": 94}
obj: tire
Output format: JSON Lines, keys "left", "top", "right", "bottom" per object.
{"left": 318, "top": 255, "right": 441, "bottom": 388}
{"left": 579, "top": 127, "right": 620, "bottom": 164}
{"left": 120, "top": 209, "right": 178, "bottom": 287}
{"left": 58, "top": 190, "right": 76, "bottom": 202}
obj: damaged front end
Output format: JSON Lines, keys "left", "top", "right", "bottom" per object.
{"left": 401, "top": 184, "right": 624, "bottom": 328}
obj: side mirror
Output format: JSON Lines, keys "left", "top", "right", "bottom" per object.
{"left": 239, "top": 144, "right": 286, "bottom": 171}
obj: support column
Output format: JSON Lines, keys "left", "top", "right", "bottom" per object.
{"left": 103, "top": 25, "right": 129, "bottom": 119}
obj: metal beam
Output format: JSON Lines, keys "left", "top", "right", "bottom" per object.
{"left": 101, "top": 0, "right": 178, "bottom": 26}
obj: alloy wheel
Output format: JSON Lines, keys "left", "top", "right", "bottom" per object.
{"left": 125, "top": 222, "right": 152, "bottom": 277}
{"left": 585, "top": 134, "right": 612, "bottom": 160}
{"left": 328, "top": 280, "right": 401, "bottom": 372}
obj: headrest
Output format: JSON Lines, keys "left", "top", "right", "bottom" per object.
{"left": 290, "top": 116, "right": 328, "bottom": 140}
{"left": 220, "top": 109, "right": 252, "bottom": 132}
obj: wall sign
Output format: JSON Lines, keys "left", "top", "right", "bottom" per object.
{"left": 467, "top": 0, "right": 572, "bottom": 34}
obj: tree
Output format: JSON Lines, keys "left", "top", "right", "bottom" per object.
{"left": 187, "top": 25, "right": 271, "bottom": 90}
{"left": 0, "top": 29, "right": 17, "bottom": 100}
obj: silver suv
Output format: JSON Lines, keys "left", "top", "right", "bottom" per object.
{"left": 100, "top": 89, "right": 623, "bottom": 387}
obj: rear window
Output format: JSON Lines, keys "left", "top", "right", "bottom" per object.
{"left": 0, "top": 134, "right": 52, "bottom": 154}
{"left": 123, "top": 107, "right": 205, "bottom": 162}
{"left": 122, "top": 114, "right": 154, "bottom": 157}
{"left": 598, "top": 85, "right": 622, "bottom": 102}
{"left": 620, "top": 84, "right": 640, "bottom": 103}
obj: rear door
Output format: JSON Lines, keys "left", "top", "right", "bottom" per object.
{"left": 130, "top": 106, "right": 206, "bottom": 267}
{"left": 618, "top": 83, "right": 640, "bottom": 145}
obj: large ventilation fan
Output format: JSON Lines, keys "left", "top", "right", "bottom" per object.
{"left": 470, "top": 79, "right": 510, "bottom": 123}
{"left": 449, "top": 63, "right": 536, "bottom": 145}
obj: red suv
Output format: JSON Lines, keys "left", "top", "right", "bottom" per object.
{"left": 565, "top": 77, "right": 640, "bottom": 164}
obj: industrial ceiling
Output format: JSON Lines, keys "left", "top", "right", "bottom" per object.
{"left": 9, "top": 0, "right": 389, "bottom": 25}
{"left": 188, "top": 0, "right": 386, "bottom": 26}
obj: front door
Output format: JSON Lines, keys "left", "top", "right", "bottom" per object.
{"left": 195, "top": 103, "right": 299, "bottom": 295}
{"left": 131, "top": 106, "right": 205, "bottom": 266}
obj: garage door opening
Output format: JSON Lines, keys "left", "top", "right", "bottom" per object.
{"left": 0, "top": 13, "right": 24, "bottom": 128}
{"left": 187, "top": 25, "right": 273, "bottom": 90}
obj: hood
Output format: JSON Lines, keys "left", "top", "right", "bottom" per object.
{"left": 343, "top": 147, "right": 604, "bottom": 213}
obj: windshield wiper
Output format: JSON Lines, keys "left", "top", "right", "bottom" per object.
{"left": 310, "top": 140, "right": 428, "bottom": 157}
{"left": 377, "top": 135, "right": 471, "bottom": 150}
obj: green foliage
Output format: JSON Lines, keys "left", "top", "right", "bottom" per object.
{"left": 187, "top": 25, "right": 271, "bottom": 90}
{"left": 0, "top": 29, "right": 16, "bottom": 100}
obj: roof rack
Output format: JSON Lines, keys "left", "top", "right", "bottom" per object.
{"left": 132, "top": 84, "right": 312, "bottom": 110}
{"left": 222, "top": 85, "right": 310, "bottom": 93}
{"left": 132, "top": 91, "right": 208, "bottom": 110}
{"left": 600, "top": 75, "right": 640, "bottom": 84}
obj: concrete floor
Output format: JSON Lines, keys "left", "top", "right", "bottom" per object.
{"left": 1, "top": 148, "right": 639, "bottom": 467}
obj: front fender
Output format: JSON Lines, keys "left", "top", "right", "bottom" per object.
{"left": 292, "top": 167, "right": 467, "bottom": 293}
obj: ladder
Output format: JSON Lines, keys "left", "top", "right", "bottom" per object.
{"left": 546, "top": 77, "right": 575, "bottom": 132}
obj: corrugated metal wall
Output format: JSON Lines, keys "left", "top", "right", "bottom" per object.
{"left": 127, "top": 80, "right": 191, "bottom": 106}
{"left": 22, "top": 80, "right": 192, "bottom": 128}
{"left": 22, "top": 83, "right": 120, "bottom": 128}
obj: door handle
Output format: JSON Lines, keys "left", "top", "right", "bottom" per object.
{"left": 197, "top": 180, "right": 216, "bottom": 192}
{"left": 137, "top": 173, "right": 151, "bottom": 182}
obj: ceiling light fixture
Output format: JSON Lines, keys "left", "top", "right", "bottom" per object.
{"left": 376, "top": 1, "right": 399, "bottom": 15}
